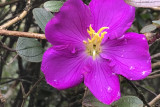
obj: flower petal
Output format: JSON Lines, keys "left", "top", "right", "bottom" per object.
{"left": 45, "top": 0, "right": 92, "bottom": 46}
{"left": 83, "top": 58, "right": 120, "bottom": 104}
{"left": 89, "top": 0, "right": 135, "bottom": 39}
{"left": 41, "top": 46, "right": 88, "bottom": 90}
{"left": 101, "top": 33, "right": 151, "bottom": 80}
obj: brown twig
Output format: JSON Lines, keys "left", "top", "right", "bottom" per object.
{"left": 148, "top": 94, "right": 160, "bottom": 106}
{"left": 4, "top": 81, "right": 19, "bottom": 99}
{"left": 146, "top": 74, "right": 160, "bottom": 79}
{"left": 21, "top": 76, "right": 44, "bottom": 107}
{"left": 0, "top": 40, "right": 16, "bottom": 52}
{"left": 152, "top": 62, "right": 160, "bottom": 69}
{"left": 150, "top": 70, "right": 160, "bottom": 75}
{"left": 151, "top": 53, "right": 160, "bottom": 59}
{"left": 125, "top": 79, "right": 150, "bottom": 107}
{"left": 0, "top": 0, "right": 20, "bottom": 7}
{"left": 0, "top": 29, "right": 46, "bottom": 39}
{"left": 0, "top": 90, "right": 5, "bottom": 104}
{"left": 0, "top": 0, "right": 31, "bottom": 29}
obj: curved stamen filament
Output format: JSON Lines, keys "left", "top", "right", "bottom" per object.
{"left": 83, "top": 25, "right": 109, "bottom": 60}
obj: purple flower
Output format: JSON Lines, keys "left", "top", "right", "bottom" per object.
{"left": 41, "top": 0, "right": 151, "bottom": 104}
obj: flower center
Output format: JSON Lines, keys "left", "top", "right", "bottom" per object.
{"left": 83, "top": 25, "right": 109, "bottom": 60}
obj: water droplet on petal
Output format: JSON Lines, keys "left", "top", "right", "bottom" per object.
{"left": 101, "top": 89, "right": 103, "bottom": 92}
{"left": 118, "top": 35, "right": 125, "bottom": 40}
{"left": 112, "top": 72, "right": 116, "bottom": 75}
{"left": 107, "top": 86, "right": 112, "bottom": 93}
{"left": 80, "top": 75, "right": 83, "bottom": 79}
{"left": 121, "top": 55, "right": 124, "bottom": 57}
{"left": 124, "top": 39, "right": 128, "bottom": 44}
{"left": 115, "top": 91, "right": 120, "bottom": 100}
{"left": 130, "top": 78, "right": 133, "bottom": 80}
{"left": 53, "top": 80, "right": 58, "bottom": 85}
{"left": 129, "top": 66, "right": 135, "bottom": 70}
{"left": 71, "top": 48, "right": 76, "bottom": 54}
{"left": 142, "top": 71, "right": 147, "bottom": 75}
{"left": 147, "top": 58, "right": 151, "bottom": 63}
{"left": 142, "top": 37, "right": 146, "bottom": 40}
{"left": 95, "top": 76, "right": 97, "bottom": 79}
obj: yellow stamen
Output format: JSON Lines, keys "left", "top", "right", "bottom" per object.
{"left": 83, "top": 25, "right": 109, "bottom": 60}
{"left": 97, "top": 27, "right": 109, "bottom": 34}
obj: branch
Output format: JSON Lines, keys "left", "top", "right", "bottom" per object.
{"left": 148, "top": 94, "right": 160, "bottom": 106}
{"left": 146, "top": 74, "right": 160, "bottom": 79}
{"left": 0, "top": 0, "right": 31, "bottom": 29}
{"left": 0, "top": 0, "right": 20, "bottom": 7}
{"left": 152, "top": 62, "right": 160, "bottom": 69}
{"left": 125, "top": 78, "right": 150, "bottom": 107}
{"left": 0, "top": 41, "right": 16, "bottom": 52}
{"left": 4, "top": 81, "right": 19, "bottom": 99}
{"left": 0, "top": 29, "right": 46, "bottom": 39}
{"left": 21, "top": 76, "right": 44, "bottom": 107}
{"left": 0, "top": 90, "right": 5, "bottom": 105}
{"left": 0, "top": 0, "right": 19, "bottom": 7}
{"left": 151, "top": 53, "right": 160, "bottom": 59}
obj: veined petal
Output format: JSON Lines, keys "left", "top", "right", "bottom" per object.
{"left": 102, "top": 33, "right": 151, "bottom": 80}
{"left": 84, "top": 58, "right": 120, "bottom": 104}
{"left": 41, "top": 47, "right": 88, "bottom": 90}
{"left": 45, "top": 0, "right": 92, "bottom": 46}
{"left": 89, "top": 0, "right": 135, "bottom": 39}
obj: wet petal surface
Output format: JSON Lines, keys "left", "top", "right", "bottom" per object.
{"left": 84, "top": 58, "right": 120, "bottom": 104}
{"left": 102, "top": 33, "right": 151, "bottom": 80}
{"left": 41, "top": 46, "right": 88, "bottom": 89}
{"left": 89, "top": 0, "right": 135, "bottom": 40}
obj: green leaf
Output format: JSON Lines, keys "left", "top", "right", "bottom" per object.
{"left": 140, "top": 24, "right": 157, "bottom": 33}
{"left": 112, "top": 96, "right": 143, "bottom": 107}
{"left": 16, "top": 37, "right": 44, "bottom": 62}
{"left": 44, "top": 1, "right": 63, "bottom": 12}
{"left": 32, "top": 8, "right": 53, "bottom": 32}
{"left": 152, "top": 20, "right": 160, "bottom": 26}
{"left": 82, "top": 90, "right": 111, "bottom": 107}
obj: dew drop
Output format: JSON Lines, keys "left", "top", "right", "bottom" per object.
{"left": 118, "top": 35, "right": 125, "bottom": 40}
{"left": 71, "top": 48, "right": 76, "bottom": 54}
{"left": 53, "top": 80, "right": 58, "bottom": 85}
{"left": 147, "top": 58, "right": 151, "bottom": 63}
{"left": 129, "top": 66, "right": 135, "bottom": 70}
{"left": 121, "top": 55, "right": 124, "bottom": 57}
{"left": 107, "top": 86, "right": 112, "bottom": 93}
{"left": 80, "top": 75, "right": 83, "bottom": 79}
{"left": 117, "top": 91, "right": 120, "bottom": 97}
{"left": 101, "top": 89, "right": 103, "bottom": 92}
{"left": 115, "top": 91, "right": 120, "bottom": 100}
{"left": 94, "top": 76, "right": 97, "bottom": 79}
{"left": 142, "top": 71, "right": 147, "bottom": 75}
{"left": 112, "top": 72, "right": 116, "bottom": 75}
{"left": 124, "top": 39, "right": 128, "bottom": 44}
{"left": 142, "top": 37, "right": 146, "bottom": 40}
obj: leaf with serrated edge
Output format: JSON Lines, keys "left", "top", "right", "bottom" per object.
{"left": 82, "top": 90, "right": 111, "bottom": 107}
{"left": 112, "top": 96, "right": 143, "bottom": 107}
{"left": 44, "top": 1, "right": 63, "bottom": 12}
{"left": 140, "top": 24, "right": 157, "bottom": 33}
{"left": 16, "top": 37, "right": 44, "bottom": 62}
{"left": 33, "top": 8, "right": 53, "bottom": 32}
